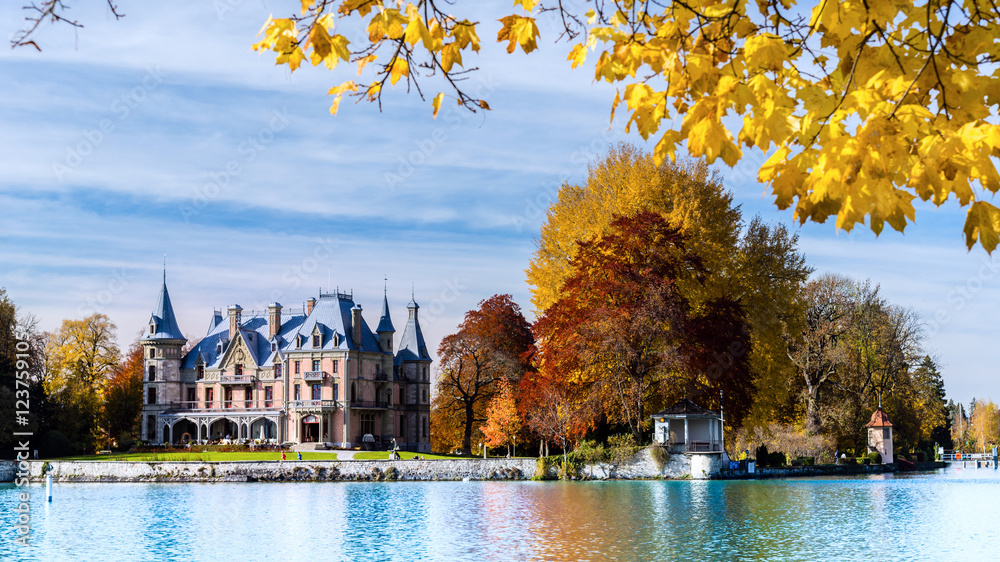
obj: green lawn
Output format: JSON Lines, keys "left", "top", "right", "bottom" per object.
{"left": 55, "top": 451, "right": 339, "bottom": 462}
{"left": 351, "top": 451, "right": 466, "bottom": 460}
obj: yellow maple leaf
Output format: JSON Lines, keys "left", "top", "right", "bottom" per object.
{"left": 497, "top": 15, "right": 540, "bottom": 54}
{"left": 389, "top": 57, "right": 410, "bottom": 85}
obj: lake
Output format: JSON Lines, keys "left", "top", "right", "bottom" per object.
{"left": 2, "top": 465, "right": 999, "bottom": 561}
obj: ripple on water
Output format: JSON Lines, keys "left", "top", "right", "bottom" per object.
{"left": 2, "top": 467, "right": 999, "bottom": 561}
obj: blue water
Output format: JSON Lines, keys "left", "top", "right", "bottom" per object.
{"left": 3, "top": 466, "right": 999, "bottom": 561}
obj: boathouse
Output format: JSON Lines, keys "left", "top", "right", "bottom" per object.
{"left": 650, "top": 399, "right": 726, "bottom": 479}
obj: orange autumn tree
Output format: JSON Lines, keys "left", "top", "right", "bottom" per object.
{"left": 433, "top": 294, "right": 534, "bottom": 455}
{"left": 101, "top": 342, "right": 145, "bottom": 449}
{"left": 480, "top": 379, "right": 522, "bottom": 456}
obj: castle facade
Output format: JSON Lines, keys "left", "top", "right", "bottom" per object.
{"left": 139, "top": 279, "right": 432, "bottom": 452}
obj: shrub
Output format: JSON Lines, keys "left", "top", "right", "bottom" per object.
{"left": 606, "top": 434, "right": 641, "bottom": 465}
{"left": 843, "top": 457, "right": 858, "bottom": 465}
{"left": 39, "top": 430, "right": 74, "bottom": 458}
{"left": 533, "top": 456, "right": 559, "bottom": 480}
{"left": 575, "top": 440, "right": 606, "bottom": 466}
{"left": 755, "top": 444, "right": 769, "bottom": 466}
{"left": 768, "top": 452, "right": 786, "bottom": 467}
{"left": 867, "top": 451, "right": 882, "bottom": 464}
{"left": 650, "top": 445, "right": 670, "bottom": 470}
{"left": 801, "top": 457, "right": 815, "bottom": 467}
{"left": 384, "top": 466, "right": 399, "bottom": 481}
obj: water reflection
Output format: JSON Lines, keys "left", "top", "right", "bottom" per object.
{"left": 3, "top": 467, "right": 1000, "bottom": 561}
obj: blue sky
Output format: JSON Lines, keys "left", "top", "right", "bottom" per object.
{"left": 1, "top": 2, "right": 997, "bottom": 407}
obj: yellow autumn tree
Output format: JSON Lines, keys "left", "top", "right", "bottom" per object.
{"left": 527, "top": 144, "right": 810, "bottom": 428}
{"left": 19, "top": 2, "right": 1000, "bottom": 248}
{"left": 44, "top": 313, "right": 121, "bottom": 452}
{"left": 480, "top": 379, "right": 522, "bottom": 456}
{"left": 249, "top": 0, "right": 1000, "bottom": 250}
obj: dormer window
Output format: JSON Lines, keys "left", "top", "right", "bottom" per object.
{"left": 271, "top": 342, "right": 277, "bottom": 352}
{"left": 333, "top": 333, "right": 340, "bottom": 347}
{"left": 217, "top": 341, "right": 224, "bottom": 354}
{"left": 296, "top": 335, "right": 302, "bottom": 349}
{"left": 149, "top": 320, "right": 157, "bottom": 335}
{"left": 196, "top": 365, "right": 204, "bottom": 380}
{"left": 313, "top": 334, "right": 321, "bottom": 348}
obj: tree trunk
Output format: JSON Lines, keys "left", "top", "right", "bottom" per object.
{"left": 805, "top": 382, "right": 821, "bottom": 432}
{"left": 462, "top": 402, "right": 475, "bottom": 455}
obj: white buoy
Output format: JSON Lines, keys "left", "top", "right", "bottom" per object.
{"left": 46, "top": 473, "right": 52, "bottom": 502}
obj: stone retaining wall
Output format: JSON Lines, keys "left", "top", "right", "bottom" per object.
{"left": 16, "top": 458, "right": 537, "bottom": 483}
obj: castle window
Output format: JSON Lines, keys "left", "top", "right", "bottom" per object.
{"left": 147, "top": 387, "right": 157, "bottom": 405}
{"left": 235, "top": 364, "right": 243, "bottom": 377}
{"left": 294, "top": 361, "right": 301, "bottom": 374}
{"left": 296, "top": 335, "right": 302, "bottom": 349}
{"left": 206, "top": 388, "right": 214, "bottom": 406}
{"left": 312, "top": 359, "right": 321, "bottom": 372}
{"left": 196, "top": 365, "right": 204, "bottom": 380}
{"left": 333, "top": 333, "right": 340, "bottom": 347}
{"left": 217, "top": 342, "right": 224, "bottom": 354}
{"left": 333, "top": 384, "right": 339, "bottom": 401}
{"left": 148, "top": 365, "right": 156, "bottom": 382}
{"left": 312, "top": 384, "right": 321, "bottom": 401}
{"left": 294, "top": 384, "right": 301, "bottom": 401}
{"left": 313, "top": 334, "right": 321, "bottom": 348}
{"left": 271, "top": 342, "right": 277, "bottom": 352}
{"left": 332, "top": 361, "right": 338, "bottom": 374}
{"left": 423, "top": 417, "right": 428, "bottom": 439}
{"left": 224, "top": 387, "right": 233, "bottom": 408}
{"left": 265, "top": 386, "right": 273, "bottom": 408}
{"left": 275, "top": 364, "right": 282, "bottom": 379}
{"left": 149, "top": 348, "right": 155, "bottom": 359}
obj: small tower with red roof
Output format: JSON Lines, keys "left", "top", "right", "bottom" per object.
{"left": 865, "top": 407, "right": 894, "bottom": 464}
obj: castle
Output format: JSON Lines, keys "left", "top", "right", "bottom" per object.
{"left": 139, "top": 276, "right": 432, "bottom": 452}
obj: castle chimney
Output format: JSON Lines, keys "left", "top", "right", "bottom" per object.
{"left": 228, "top": 304, "right": 242, "bottom": 339}
{"left": 306, "top": 297, "right": 316, "bottom": 316}
{"left": 267, "top": 302, "right": 282, "bottom": 338}
{"left": 351, "top": 304, "right": 363, "bottom": 347}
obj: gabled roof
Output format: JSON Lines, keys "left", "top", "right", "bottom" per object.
{"left": 376, "top": 293, "right": 395, "bottom": 333}
{"left": 864, "top": 407, "right": 894, "bottom": 428}
{"left": 292, "top": 293, "right": 381, "bottom": 352}
{"left": 142, "top": 282, "right": 185, "bottom": 342}
{"left": 395, "top": 298, "right": 431, "bottom": 364}
{"left": 651, "top": 398, "right": 718, "bottom": 418}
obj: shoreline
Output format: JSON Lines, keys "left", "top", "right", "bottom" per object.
{"left": 0, "top": 453, "right": 948, "bottom": 484}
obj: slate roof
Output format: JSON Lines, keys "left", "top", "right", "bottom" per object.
{"left": 864, "top": 407, "right": 894, "bottom": 428}
{"left": 142, "top": 282, "right": 185, "bottom": 341}
{"left": 181, "top": 292, "right": 388, "bottom": 370}
{"left": 376, "top": 293, "right": 395, "bottom": 333}
{"left": 395, "top": 299, "right": 431, "bottom": 364}
{"left": 651, "top": 398, "right": 719, "bottom": 418}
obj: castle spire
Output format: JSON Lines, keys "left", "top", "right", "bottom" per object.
{"left": 377, "top": 279, "right": 395, "bottom": 333}
{"left": 143, "top": 272, "right": 185, "bottom": 342}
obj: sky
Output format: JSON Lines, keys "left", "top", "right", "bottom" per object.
{"left": 1, "top": 1, "right": 997, "bottom": 407}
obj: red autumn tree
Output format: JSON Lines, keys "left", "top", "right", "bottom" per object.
{"left": 101, "top": 342, "right": 144, "bottom": 448}
{"left": 533, "top": 211, "right": 753, "bottom": 442}
{"left": 433, "top": 294, "right": 535, "bottom": 455}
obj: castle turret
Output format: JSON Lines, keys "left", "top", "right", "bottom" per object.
{"left": 395, "top": 294, "right": 432, "bottom": 452}
{"left": 140, "top": 274, "right": 187, "bottom": 444}
{"left": 376, "top": 290, "right": 395, "bottom": 353}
